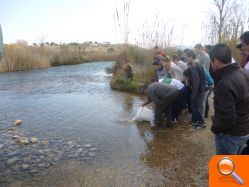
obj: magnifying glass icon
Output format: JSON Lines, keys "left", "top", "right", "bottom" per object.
{"left": 217, "top": 157, "right": 244, "bottom": 185}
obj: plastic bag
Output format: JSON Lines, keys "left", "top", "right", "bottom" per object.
{"left": 132, "top": 106, "right": 154, "bottom": 122}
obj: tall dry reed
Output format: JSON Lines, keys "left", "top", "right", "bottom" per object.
{"left": 0, "top": 44, "right": 51, "bottom": 72}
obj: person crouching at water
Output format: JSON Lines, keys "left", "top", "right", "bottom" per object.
{"left": 141, "top": 82, "right": 179, "bottom": 130}
{"left": 159, "top": 77, "right": 186, "bottom": 123}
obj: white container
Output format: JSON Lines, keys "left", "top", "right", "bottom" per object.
{"left": 133, "top": 106, "right": 154, "bottom": 122}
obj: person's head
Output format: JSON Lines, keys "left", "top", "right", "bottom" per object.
{"left": 154, "top": 45, "right": 159, "bottom": 50}
{"left": 237, "top": 43, "right": 248, "bottom": 57}
{"left": 204, "top": 45, "right": 212, "bottom": 53}
{"left": 238, "top": 31, "right": 249, "bottom": 55}
{"left": 152, "top": 58, "right": 161, "bottom": 70}
{"left": 194, "top": 43, "right": 204, "bottom": 54}
{"left": 125, "top": 59, "right": 131, "bottom": 65}
{"left": 160, "top": 56, "right": 171, "bottom": 69}
{"left": 184, "top": 49, "right": 196, "bottom": 64}
{"left": 208, "top": 43, "right": 231, "bottom": 72}
{"left": 172, "top": 55, "right": 179, "bottom": 63}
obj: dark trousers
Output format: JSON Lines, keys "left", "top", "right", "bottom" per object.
{"left": 172, "top": 87, "right": 186, "bottom": 120}
{"left": 154, "top": 92, "right": 179, "bottom": 126}
{"left": 191, "top": 91, "right": 209, "bottom": 125}
{"left": 185, "top": 86, "right": 192, "bottom": 113}
{"left": 205, "top": 89, "right": 211, "bottom": 116}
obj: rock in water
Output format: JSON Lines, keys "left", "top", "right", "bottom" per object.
{"left": 7, "top": 157, "right": 19, "bottom": 165}
{"left": 30, "top": 137, "right": 38, "bottom": 144}
{"left": 19, "top": 138, "right": 29, "bottom": 145}
{"left": 15, "top": 119, "right": 23, "bottom": 126}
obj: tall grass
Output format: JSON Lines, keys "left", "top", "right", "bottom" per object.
{"left": 0, "top": 44, "right": 50, "bottom": 72}
{"left": 0, "top": 44, "right": 121, "bottom": 72}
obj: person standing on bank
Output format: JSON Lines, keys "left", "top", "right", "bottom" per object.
{"left": 141, "top": 82, "right": 179, "bottom": 130}
{"left": 183, "top": 49, "right": 208, "bottom": 129}
{"left": 123, "top": 59, "right": 133, "bottom": 81}
{"left": 209, "top": 43, "right": 249, "bottom": 154}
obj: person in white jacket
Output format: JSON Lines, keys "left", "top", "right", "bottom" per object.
{"left": 161, "top": 56, "right": 184, "bottom": 81}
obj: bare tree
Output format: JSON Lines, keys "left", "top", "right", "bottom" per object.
{"left": 135, "top": 17, "right": 186, "bottom": 49}
{"left": 203, "top": 0, "right": 249, "bottom": 44}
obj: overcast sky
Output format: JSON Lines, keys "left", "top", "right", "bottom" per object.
{"left": 0, "top": 0, "right": 216, "bottom": 46}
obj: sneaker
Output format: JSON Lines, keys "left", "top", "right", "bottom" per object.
{"left": 150, "top": 122, "right": 161, "bottom": 130}
{"left": 185, "top": 121, "right": 198, "bottom": 128}
{"left": 172, "top": 119, "right": 178, "bottom": 124}
{"left": 151, "top": 125, "right": 161, "bottom": 130}
{"left": 195, "top": 124, "right": 206, "bottom": 130}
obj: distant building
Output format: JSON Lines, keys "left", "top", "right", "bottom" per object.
{"left": 16, "top": 39, "right": 28, "bottom": 46}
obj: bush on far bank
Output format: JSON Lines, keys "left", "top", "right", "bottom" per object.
{"left": 0, "top": 44, "right": 121, "bottom": 72}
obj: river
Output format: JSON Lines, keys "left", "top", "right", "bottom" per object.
{"left": 0, "top": 61, "right": 213, "bottom": 186}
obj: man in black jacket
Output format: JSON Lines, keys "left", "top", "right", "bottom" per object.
{"left": 209, "top": 43, "right": 249, "bottom": 154}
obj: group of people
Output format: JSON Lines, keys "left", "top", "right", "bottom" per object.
{"left": 142, "top": 43, "right": 213, "bottom": 130}
{"left": 142, "top": 31, "right": 249, "bottom": 155}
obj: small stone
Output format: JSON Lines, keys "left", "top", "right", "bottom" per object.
{"left": 11, "top": 165, "right": 20, "bottom": 171}
{"left": 33, "top": 158, "right": 42, "bottom": 164}
{"left": 30, "top": 137, "right": 38, "bottom": 144}
{"left": 38, "top": 150, "right": 44, "bottom": 154}
{"left": 0, "top": 144, "right": 3, "bottom": 149}
{"left": 53, "top": 157, "right": 60, "bottom": 162}
{"left": 76, "top": 148, "right": 83, "bottom": 153}
{"left": 15, "top": 119, "right": 23, "bottom": 126}
{"left": 88, "top": 152, "right": 96, "bottom": 157}
{"left": 19, "top": 138, "right": 29, "bottom": 145}
{"left": 84, "top": 144, "right": 91, "bottom": 148}
{"left": 89, "top": 148, "right": 98, "bottom": 151}
{"left": 23, "top": 156, "right": 32, "bottom": 163}
{"left": 22, "top": 164, "right": 30, "bottom": 170}
{"left": 65, "top": 140, "right": 74, "bottom": 145}
{"left": 30, "top": 169, "right": 38, "bottom": 173}
{"left": 44, "top": 149, "right": 50, "bottom": 153}
{"left": 7, "top": 157, "right": 19, "bottom": 165}
{"left": 7, "top": 150, "right": 19, "bottom": 157}
{"left": 41, "top": 141, "right": 49, "bottom": 145}
{"left": 12, "top": 135, "right": 20, "bottom": 139}
{"left": 38, "top": 163, "right": 46, "bottom": 168}
{"left": 67, "top": 144, "right": 74, "bottom": 150}
{"left": 8, "top": 128, "right": 15, "bottom": 133}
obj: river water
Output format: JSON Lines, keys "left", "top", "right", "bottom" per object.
{"left": 0, "top": 62, "right": 212, "bottom": 186}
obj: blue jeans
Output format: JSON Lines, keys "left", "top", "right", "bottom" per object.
{"left": 215, "top": 133, "right": 249, "bottom": 154}
{"left": 191, "top": 91, "right": 209, "bottom": 125}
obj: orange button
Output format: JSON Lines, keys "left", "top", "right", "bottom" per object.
{"left": 209, "top": 155, "right": 249, "bottom": 187}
